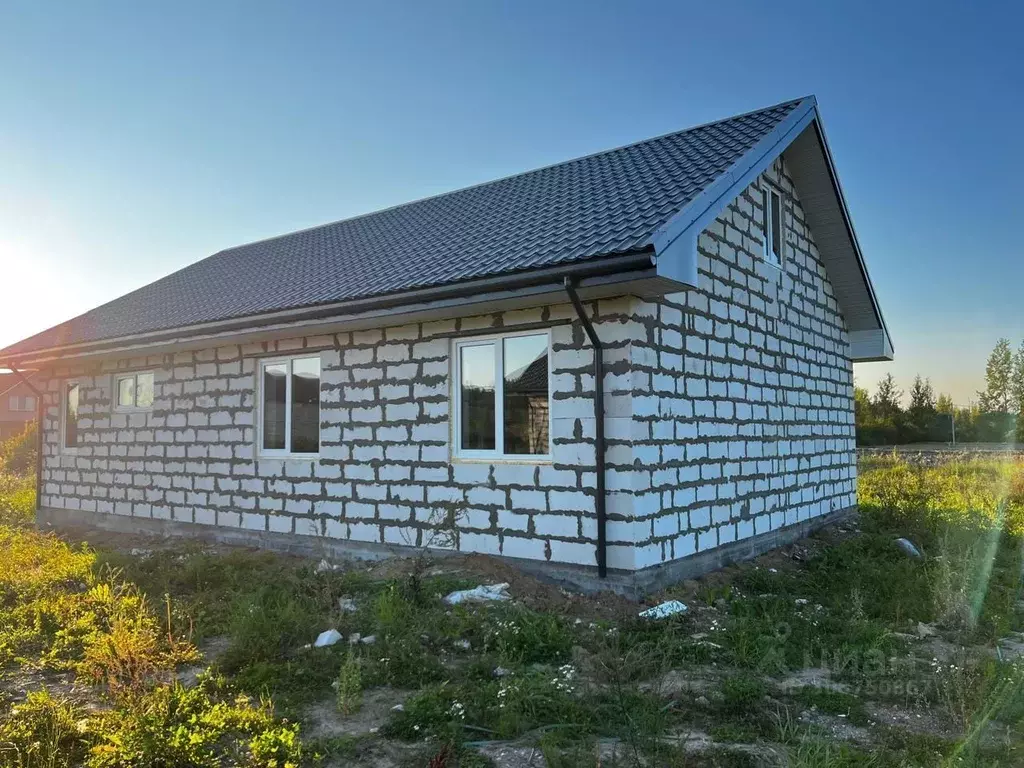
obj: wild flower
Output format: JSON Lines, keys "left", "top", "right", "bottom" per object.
{"left": 554, "top": 663, "right": 577, "bottom": 693}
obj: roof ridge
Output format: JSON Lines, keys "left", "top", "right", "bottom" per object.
{"left": 211, "top": 96, "right": 810, "bottom": 258}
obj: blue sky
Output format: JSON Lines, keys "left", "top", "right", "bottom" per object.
{"left": 0, "top": 1, "right": 1021, "bottom": 403}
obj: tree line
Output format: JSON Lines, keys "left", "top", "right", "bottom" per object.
{"left": 856, "top": 338, "right": 1024, "bottom": 445}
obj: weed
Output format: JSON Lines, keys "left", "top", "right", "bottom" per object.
{"left": 88, "top": 674, "right": 302, "bottom": 768}
{"left": 221, "top": 583, "right": 320, "bottom": 670}
{"left": 482, "top": 607, "right": 574, "bottom": 666}
{"left": 786, "top": 735, "right": 875, "bottom": 767}
{"left": 0, "top": 690, "right": 88, "bottom": 768}
{"left": 720, "top": 674, "right": 768, "bottom": 715}
{"left": 336, "top": 649, "right": 363, "bottom": 715}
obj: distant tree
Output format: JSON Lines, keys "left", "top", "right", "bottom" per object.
{"left": 979, "top": 338, "right": 1014, "bottom": 413}
{"left": 936, "top": 393, "right": 955, "bottom": 414}
{"left": 905, "top": 376, "right": 937, "bottom": 441}
{"left": 1012, "top": 341, "right": 1024, "bottom": 443}
{"left": 1012, "top": 341, "right": 1024, "bottom": 414}
{"left": 908, "top": 376, "right": 936, "bottom": 414}
{"left": 854, "top": 386, "right": 873, "bottom": 424}
{"left": 873, "top": 373, "right": 903, "bottom": 421}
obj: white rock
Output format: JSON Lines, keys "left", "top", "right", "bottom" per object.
{"left": 390, "top": 704, "right": 404, "bottom": 713}
{"left": 314, "top": 629, "right": 343, "bottom": 648}
{"left": 361, "top": 635, "right": 376, "bottom": 645}
{"left": 338, "top": 597, "right": 358, "bottom": 613}
{"left": 443, "top": 583, "right": 511, "bottom": 605}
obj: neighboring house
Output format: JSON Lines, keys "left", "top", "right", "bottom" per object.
{"left": 0, "top": 373, "right": 38, "bottom": 441}
{"left": 0, "top": 96, "right": 892, "bottom": 593}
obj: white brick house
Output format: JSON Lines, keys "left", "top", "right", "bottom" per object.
{"left": 1, "top": 97, "right": 891, "bottom": 593}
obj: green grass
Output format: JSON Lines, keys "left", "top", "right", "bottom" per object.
{"left": 3, "top": 455, "right": 1024, "bottom": 765}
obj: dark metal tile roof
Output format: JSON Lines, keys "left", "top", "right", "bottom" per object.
{"left": 4, "top": 99, "right": 801, "bottom": 358}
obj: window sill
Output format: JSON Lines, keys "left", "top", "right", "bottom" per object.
{"left": 452, "top": 455, "right": 553, "bottom": 465}
{"left": 258, "top": 454, "right": 320, "bottom": 462}
{"left": 113, "top": 406, "right": 154, "bottom": 414}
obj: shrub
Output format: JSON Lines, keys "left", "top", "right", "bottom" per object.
{"left": 88, "top": 674, "right": 302, "bottom": 768}
{"left": 0, "top": 422, "right": 36, "bottom": 476}
{"left": 0, "top": 471, "right": 34, "bottom": 526}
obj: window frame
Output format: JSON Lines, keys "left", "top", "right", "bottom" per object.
{"left": 113, "top": 371, "right": 156, "bottom": 413}
{"left": 9, "top": 394, "right": 35, "bottom": 412}
{"left": 452, "top": 328, "right": 553, "bottom": 462}
{"left": 62, "top": 380, "right": 82, "bottom": 454}
{"left": 257, "top": 353, "right": 322, "bottom": 459}
{"left": 761, "top": 183, "right": 784, "bottom": 267}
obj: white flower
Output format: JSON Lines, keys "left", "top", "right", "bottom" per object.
{"left": 554, "top": 664, "right": 577, "bottom": 692}
{"left": 448, "top": 701, "right": 465, "bottom": 719}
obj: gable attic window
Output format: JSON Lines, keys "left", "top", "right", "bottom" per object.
{"left": 114, "top": 372, "right": 154, "bottom": 411}
{"left": 761, "top": 185, "right": 784, "bottom": 266}
{"left": 63, "top": 382, "right": 80, "bottom": 450}
{"left": 454, "top": 330, "right": 551, "bottom": 459}
{"left": 259, "top": 355, "right": 321, "bottom": 456}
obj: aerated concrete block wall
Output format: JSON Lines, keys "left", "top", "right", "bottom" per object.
{"left": 38, "top": 302, "right": 641, "bottom": 568}
{"left": 620, "top": 157, "right": 856, "bottom": 570}
{"left": 37, "top": 155, "right": 855, "bottom": 575}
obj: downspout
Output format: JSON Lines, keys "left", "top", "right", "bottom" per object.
{"left": 6, "top": 364, "right": 44, "bottom": 516}
{"left": 562, "top": 278, "right": 606, "bottom": 578}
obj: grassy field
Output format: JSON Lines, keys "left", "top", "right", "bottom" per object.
{"left": 1, "top": 441, "right": 1024, "bottom": 765}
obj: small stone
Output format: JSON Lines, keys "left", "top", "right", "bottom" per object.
{"left": 695, "top": 695, "right": 710, "bottom": 707}
{"left": 916, "top": 622, "right": 938, "bottom": 638}
{"left": 390, "top": 704, "right": 404, "bottom": 713}
{"left": 348, "top": 633, "right": 361, "bottom": 645}
{"left": 361, "top": 634, "right": 376, "bottom": 645}
{"left": 493, "top": 667, "right": 511, "bottom": 677}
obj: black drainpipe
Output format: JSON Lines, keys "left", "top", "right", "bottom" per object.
{"left": 6, "top": 363, "right": 44, "bottom": 516}
{"left": 562, "top": 278, "right": 606, "bottom": 578}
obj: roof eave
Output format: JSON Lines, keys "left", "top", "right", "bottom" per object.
{"left": 2, "top": 250, "right": 663, "bottom": 367}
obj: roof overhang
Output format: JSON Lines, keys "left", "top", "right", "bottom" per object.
{"left": 648, "top": 96, "right": 893, "bottom": 363}
{"left": 3, "top": 252, "right": 665, "bottom": 368}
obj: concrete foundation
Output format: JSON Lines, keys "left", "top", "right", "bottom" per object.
{"left": 38, "top": 503, "right": 855, "bottom": 599}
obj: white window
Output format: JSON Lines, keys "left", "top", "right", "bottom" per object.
{"left": 761, "top": 184, "right": 784, "bottom": 266}
{"left": 114, "top": 372, "right": 155, "bottom": 411}
{"left": 63, "top": 382, "right": 80, "bottom": 451}
{"left": 259, "top": 355, "right": 321, "bottom": 456}
{"left": 8, "top": 395, "right": 35, "bottom": 412}
{"left": 453, "top": 330, "right": 551, "bottom": 460}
